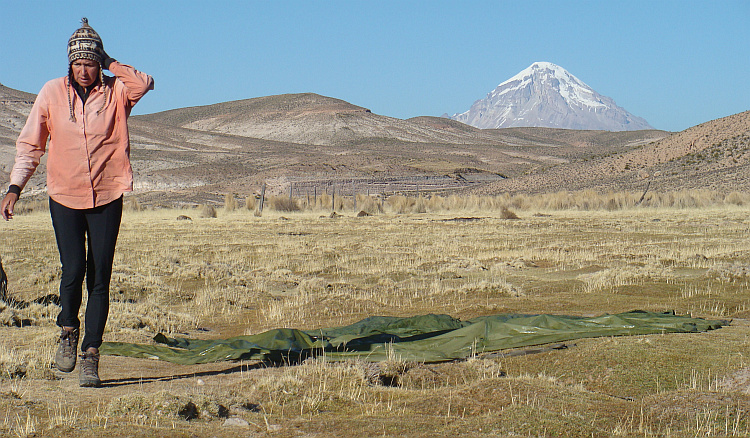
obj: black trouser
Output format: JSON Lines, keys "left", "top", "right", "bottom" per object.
{"left": 49, "top": 196, "right": 122, "bottom": 352}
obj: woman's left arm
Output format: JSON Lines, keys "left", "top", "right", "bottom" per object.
{"left": 107, "top": 60, "right": 154, "bottom": 105}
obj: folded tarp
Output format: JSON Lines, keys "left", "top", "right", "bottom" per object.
{"left": 99, "top": 310, "right": 726, "bottom": 365}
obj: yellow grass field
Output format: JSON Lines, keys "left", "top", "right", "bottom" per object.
{"left": 1, "top": 191, "right": 750, "bottom": 437}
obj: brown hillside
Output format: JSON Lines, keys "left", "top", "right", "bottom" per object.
{"left": 134, "top": 93, "right": 519, "bottom": 147}
{"left": 475, "top": 111, "right": 750, "bottom": 194}
{"left": 14, "top": 83, "right": 750, "bottom": 206}
{"left": 0, "top": 84, "right": 37, "bottom": 175}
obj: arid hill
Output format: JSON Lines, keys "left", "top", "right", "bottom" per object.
{"left": 0, "top": 84, "right": 36, "bottom": 175}
{"left": 474, "top": 110, "right": 750, "bottom": 195}
{"left": 7, "top": 84, "right": 750, "bottom": 205}
{"left": 136, "top": 93, "right": 519, "bottom": 147}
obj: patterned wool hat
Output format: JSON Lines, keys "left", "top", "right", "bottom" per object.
{"left": 67, "top": 17, "right": 104, "bottom": 65}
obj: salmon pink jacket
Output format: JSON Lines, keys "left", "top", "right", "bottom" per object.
{"left": 10, "top": 61, "right": 154, "bottom": 209}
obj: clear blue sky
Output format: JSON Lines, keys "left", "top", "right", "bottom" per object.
{"left": 1, "top": 1, "right": 748, "bottom": 132}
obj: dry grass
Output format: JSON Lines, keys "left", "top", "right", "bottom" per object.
{"left": 227, "top": 189, "right": 750, "bottom": 217}
{"left": 1, "top": 190, "right": 750, "bottom": 437}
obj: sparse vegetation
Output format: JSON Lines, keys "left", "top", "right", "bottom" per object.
{"left": 1, "top": 192, "right": 750, "bottom": 437}
{"left": 175, "top": 189, "right": 750, "bottom": 215}
{"left": 199, "top": 204, "right": 217, "bottom": 218}
{"left": 222, "top": 193, "right": 237, "bottom": 212}
{"left": 269, "top": 195, "right": 300, "bottom": 212}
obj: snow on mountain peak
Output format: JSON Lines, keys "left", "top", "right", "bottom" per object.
{"left": 450, "top": 62, "right": 654, "bottom": 131}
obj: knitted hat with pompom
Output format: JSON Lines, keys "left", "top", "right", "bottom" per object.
{"left": 67, "top": 17, "right": 104, "bottom": 65}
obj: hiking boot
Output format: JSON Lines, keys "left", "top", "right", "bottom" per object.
{"left": 54, "top": 327, "right": 79, "bottom": 372}
{"left": 79, "top": 351, "right": 102, "bottom": 388}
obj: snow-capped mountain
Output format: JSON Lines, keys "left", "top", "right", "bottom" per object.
{"left": 450, "top": 62, "right": 654, "bottom": 131}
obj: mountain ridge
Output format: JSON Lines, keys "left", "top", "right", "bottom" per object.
{"left": 3, "top": 82, "right": 749, "bottom": 206}
{"left": 451, "top": 62, "right": 654, "bottom": 131}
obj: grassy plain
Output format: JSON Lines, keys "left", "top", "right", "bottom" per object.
{"left": 1, "top": 192, "right": 750, "bottom": 437}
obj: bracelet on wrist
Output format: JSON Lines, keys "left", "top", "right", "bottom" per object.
{"left": 7, "top": 185, "right": 21, "bottom": 196}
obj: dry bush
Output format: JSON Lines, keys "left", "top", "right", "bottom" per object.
{"left": 500, "top": 207, "right": 519, "bottom": 219}
{"left": 238, "top": 359, "right": 373, "bottom": 415}
{"left": 577, "top": 264, "right": 675, "bottom": 294}
{"left": 270, "top": 196, "right": 300, "bottom": 212}
{"left": 199, "top": 204, "right": 217, "bottom": 218}
{"left": 314, "top": 193, "right": 332, "bottom": 211}
{"left": 503, "top": 189, "right": 750, "bottom": 211}
{"left": 223, "top": 193, "right": 237, "bottom": 212}
{"left": 449, "top": 279, "right": 524, "bottom": 298}
{"left": 0, "top": 332, "right": 57, "bottom": 380}
{"left": 644, "top": 189, "right": 726, "bottom": 209}
{"left": 0, "top": 302, "right": 58, "bottom": 327}
{"left": 124, "top": 197, "right": 143, "bottom": 212}
{"left": 12, "top": 198, "right": 48, "bottom": 215}
{"left": 105, "top": 389, "right": 242, "bottom": 420}
{"left": 245, "top": 195, "right": 257, "bottom": 211}
{"left": 221, "top": 189, "right": 750, "bottom": 215}
{"left": 413, "top": 196, "right": 427, "bottom": 213}
{"left": 386, "top": 195, "right": 415, "bottom": 214}
{"left": 108, "top": 300, "right": 197, "bottom": 334}
{"left": 332, "top": 193, "right": 349, "bottom": 211}
{"left": 356, "top": 195, "right": 383, "bottom": 215}
{"left": 725, "top": 191, "right": 750, "bottom": 206}
{"left": 425, "top": 195, "right": 445, "bottom": 212}
{"left": 705, "top": 263, "right": 750, "bottom": 283}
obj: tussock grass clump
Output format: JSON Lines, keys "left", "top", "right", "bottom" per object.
{"left": 705, "top": 263, "right": 750, "bottom": 283}
{"left": 356, "top": 194, "right": 383, "bottom": 215}
{"left": 108, "top": 301, "right": 197, "bottom": 334}
{"left": 245, "top": 195, "right": 257, "bottom": 211}
{"left": 0, "top": 335, "right": 56, "bottom": 380}
{"left": 223, "top": 193, "right": 237, "bottom": 212}
{"left": 363, "top": 189, "right": 750, "bottom": 214}
{"left": 156, "top": 189, "right": 750, "bottom": 217}
{"left": 577, "top": 264, "right": 675, "bottom": 294}
{"left": 500, "top": 207, "right": 519, "bottom": 219}
{"left": 269, "top": 196, "right": 300, "bottom": 212}
{"left": 386, "top": 195, "right": 413, "bottom": 214}
{"left": 237, "top": 359, "right": 373, "bottom": 415}
{"left": 725, "top": 191, "right": 750, "bottom": 206}
{"left": 454, "top": 279, "right": 525, "bottom": 298}
{"left": 199, "top": 204, "right": 217, "bottom": 218}
{"left": 124, "top": 197, "right": 143, "bottom": 212}
{"left": 105, "top": 390, "right": 239, "bottom": 421}
{"left": 11, "top": 198, "right": 49, "bottom": 215}
{"left": 0, "top": 302, "right": 58, "bottom": 327}
{"left": 314, "top": 193, "right": 332, "bottom": 210}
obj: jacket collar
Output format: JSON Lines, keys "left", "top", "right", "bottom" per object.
{"left": 70, "top": 77, "right": 102, "bottom": 103}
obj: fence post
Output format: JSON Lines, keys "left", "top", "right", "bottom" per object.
{"left": 352, "top": 180, "right": 357, "bottom": 211}
{"left": 331, "top": 183, "right": 336, "bottom": 212}
{"left": 259, "top": 182, "right": 266, "bottom": 213}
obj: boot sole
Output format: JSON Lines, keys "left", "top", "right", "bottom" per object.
{"left": 79, "top": 380, "right": 102, "bottom": 388}
{"left": 56, "top": 363, "right": 76, "bottom": 373}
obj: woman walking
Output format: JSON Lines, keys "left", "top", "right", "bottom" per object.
{"left": 1, "top": 18, "right": 154, "bottom": 387}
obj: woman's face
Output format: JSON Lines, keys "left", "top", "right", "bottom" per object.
{"left": 71, "top": 59, "right": 100, "bottom": 87}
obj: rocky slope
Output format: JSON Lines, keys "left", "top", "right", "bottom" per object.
{"left": 137, "top": 93, "right": 510, "bottom": 147}
{"left": 6, "top": 82, "right": 749, "bottom": 206}
{"left": 474, "top": 110, "right": 750, "bottom": 195}
{"left": 0, "top": 84, "right": 36, "bottom": 174}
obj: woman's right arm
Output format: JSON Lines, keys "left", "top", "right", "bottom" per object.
{"left": 4, "top": 84, "right": 51, "bottom": 219}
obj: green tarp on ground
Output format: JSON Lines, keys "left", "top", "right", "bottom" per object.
{"left": 99, "top": 310, "right": 726, "bottom": 365}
